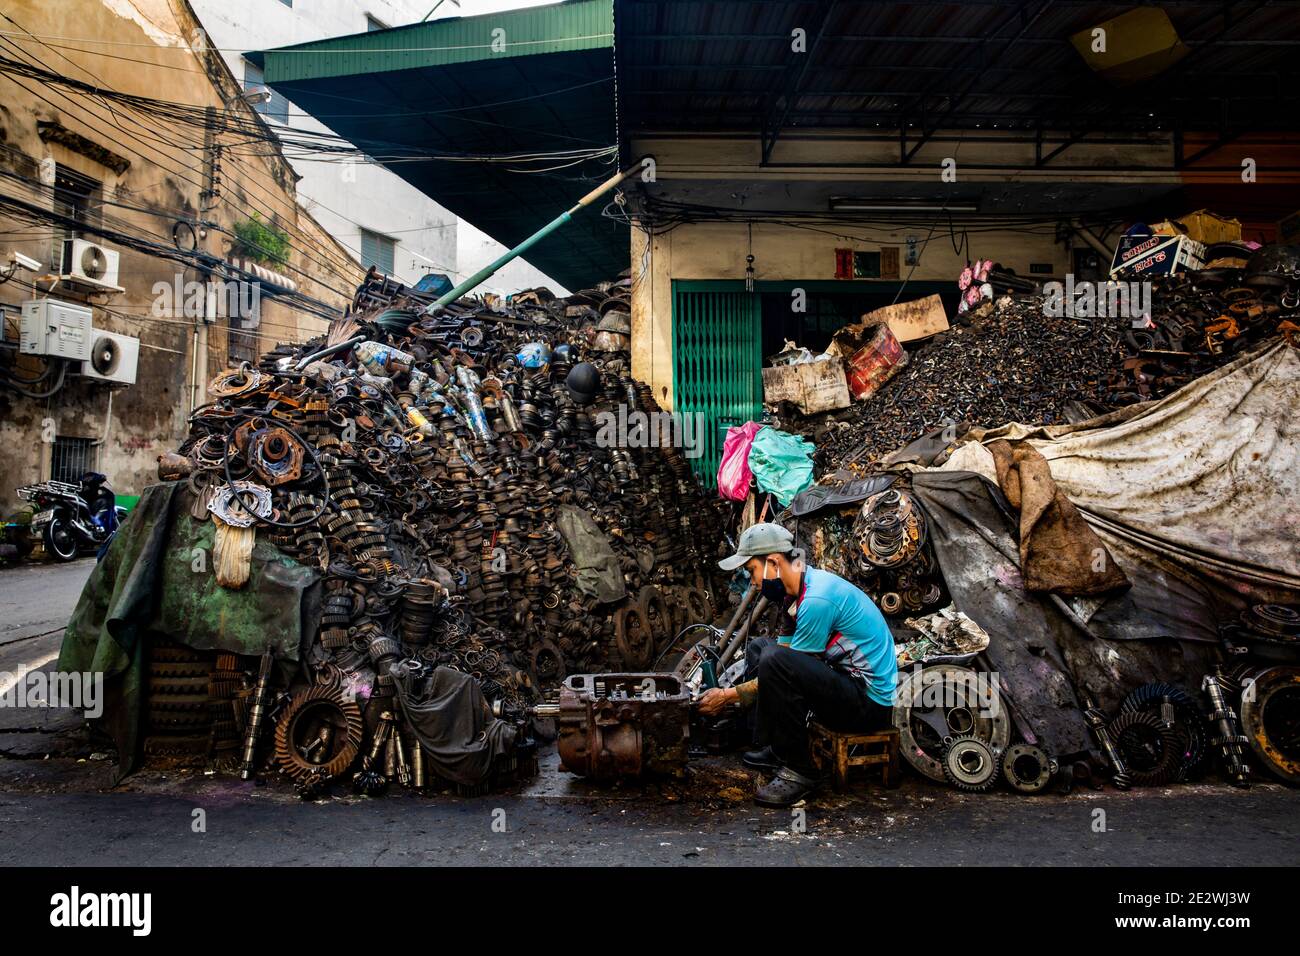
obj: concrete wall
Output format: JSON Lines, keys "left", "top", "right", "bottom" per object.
{"left": 0, "top": 0, "right": 358, "bottom": 517}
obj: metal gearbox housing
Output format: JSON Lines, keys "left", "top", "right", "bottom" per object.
{"left": 555, "top": 672, "right": 691, "bottom": 780}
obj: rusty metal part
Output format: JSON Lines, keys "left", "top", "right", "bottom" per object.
{"left": 1081, "top": 691, "right": 1131, "bottom": 790}
{"left": 1203, "top": 675, "right": 1251, "bottom": 788}
{"left": 856, "top": 488, "right": 925, "bottom": 569}
{"left": 156, "top": 452, "right": 195, "bottom": 481}
{"left": 716, "top": 595, "right": 769, "bottom": 672}
{"left": 1001, "top": 743, "right": 1056, "bottom": 794}
{"left": 553, "top": 672, "right": 691, "bottom": 779}
{"left": 273, "top": 683, "right": 364, "bottom": 785}
{"left": 208, "top": 480, "right": 272, "bottom": 528}
{"left": 1107, "top": 709, "right": 1183, "bottom": 787}
{"left": 239, "top": 650, "right": 275, "bottom": 780}
{"left": 209, "top": 363, "right": 270, "bottom": 397}
{"left": 1238, "top": 665, "right": 1300, "bottom": 785}
{"left": 894, "top": 664, "right": 1010, "bottom": 782}
{"left": 614, "top": 604, "right": 654, "bottom": 668}
{"left": 1241, "top": 603, "right": 1300, "bottom": 641}
{"left": 247, "top": 426, "right": 306, "bottom": 486}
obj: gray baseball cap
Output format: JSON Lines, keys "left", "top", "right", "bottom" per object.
{"left": 718, "top": 522, "right": 795, "bottom": 571}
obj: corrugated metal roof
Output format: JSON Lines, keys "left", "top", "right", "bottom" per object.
{"left": 616, "top": 1, "right": 1300, "bottom": 137}
{"left": 260, "top": 1, "right": 613, "bottom": 84}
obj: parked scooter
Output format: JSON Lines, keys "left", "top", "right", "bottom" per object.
{"left": 16, "top": 471, "right": 126, "bottom": 561}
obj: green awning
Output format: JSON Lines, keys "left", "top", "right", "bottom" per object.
{"left": 255, "top": 0, "right": 622, "bottom": 290}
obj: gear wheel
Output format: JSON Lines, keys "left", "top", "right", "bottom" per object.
{"left": 1107, "top": 710, "right": 1182, "bottom": 787}
{"left": 274, "top": 684, "right": 364, "bottom": 785}
{"left": 894, "top": 664, "right": 1011, "bottom": 782}
{"left": 1120, "top": 682, "right": 1208, "bottom": 781}
{"left": 1001, "top": 743, "right": 1056, "bottom": 794}
{"left": 942, "top": 735, "right": 1000, "bottom": 792}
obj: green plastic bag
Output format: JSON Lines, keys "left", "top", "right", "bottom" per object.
{"left": 748, "top": 427, "right": 815, "bottom": 506}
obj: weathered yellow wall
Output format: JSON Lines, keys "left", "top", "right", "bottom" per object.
{"left": 0, "top": 0, "right": 358, "bottom": 514}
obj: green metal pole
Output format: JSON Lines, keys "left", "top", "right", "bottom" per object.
{"left": 428, "top": 162, "right": 644, "bottom": 310}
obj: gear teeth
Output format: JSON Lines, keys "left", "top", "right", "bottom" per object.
{"left": 1107, "top": 710, "right": 1182, "bottom": 787}
{"left": 941, "top": 734, "right": 1000, "bottom": 793}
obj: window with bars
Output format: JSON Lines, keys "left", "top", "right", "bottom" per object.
{"left": 51, "top": 436, "right": 95, "bottom": 485}
{"left": 227, "top": 315, "right": 258, "bottom": 367}
{"left": 51, "top": 164, "right": 102, "bottom": 270}
{"left": 360, "top": 228, "right": 396, "bottom": 275}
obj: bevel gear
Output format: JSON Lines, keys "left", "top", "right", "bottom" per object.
{"left": 274, "top": 683, "right": 364, "bottom": 786}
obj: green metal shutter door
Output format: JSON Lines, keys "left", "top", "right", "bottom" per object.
{"left": 672, "top": 281, "right": 763, "bottom": 490}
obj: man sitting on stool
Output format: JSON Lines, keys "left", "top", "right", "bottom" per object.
{"left": 698, "top": 522, "right": 897, "bottom": 807}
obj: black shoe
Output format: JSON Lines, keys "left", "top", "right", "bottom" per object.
{"left": 742, "top": 745, "right": 780, "bottom": 771}
{"left": 755, "top": 766, "right": 821, "bottom": 808}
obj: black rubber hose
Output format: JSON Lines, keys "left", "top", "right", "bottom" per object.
{"left": 220, "top": 413, "right": 330, "bottom": 529}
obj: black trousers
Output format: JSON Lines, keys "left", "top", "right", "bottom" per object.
{"left": 744, "top": 636, "right": 893, "bottom": 775}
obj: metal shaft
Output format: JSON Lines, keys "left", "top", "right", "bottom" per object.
{"left": 239, "top": 650, "right": 274, "bottom": 780}
{"left": 717, "top": 595, "right": 770, "bottom": 672}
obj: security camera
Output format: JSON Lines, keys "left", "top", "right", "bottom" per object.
{"left": 8, "top": 251, "right": 41, "bottom": 272}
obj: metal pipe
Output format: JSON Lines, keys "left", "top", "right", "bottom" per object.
{"left": 717, "top": 596, "right": 770, "bottom": 672}
{"left": 427, "top": 162, "right": 646, "bottom": 311}
{"left": 714, "top": 585, "right": 758, "bottom": 655}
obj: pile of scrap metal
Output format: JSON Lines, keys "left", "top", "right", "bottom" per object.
{"left": 147, "top": 272, "right": 727, "bottom": 796}
{"left": 1101, "top": 248, "right": 1300, "bottom": 404}
{"left": 789, "top": 243, "right": 1300, "bottom": 474}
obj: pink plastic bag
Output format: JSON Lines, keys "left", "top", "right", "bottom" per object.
{"left": 717, "top": 421, "right": 766, "bottom": 501}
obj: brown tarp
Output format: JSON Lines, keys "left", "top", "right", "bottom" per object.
{"left": 986, "top": 439, "right": 1130, "bottom": 596}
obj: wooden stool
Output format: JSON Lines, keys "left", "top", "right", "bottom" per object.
{"left": 808, "top": 722, "right": 901, "bottom": 791}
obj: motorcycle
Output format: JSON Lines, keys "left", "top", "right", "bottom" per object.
{"left": 16, "top": 471, "right": 126, "bottom": 562}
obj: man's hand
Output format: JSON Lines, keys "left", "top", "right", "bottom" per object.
{"left": 697, "top": 686, "right": 738, "bottom": 716}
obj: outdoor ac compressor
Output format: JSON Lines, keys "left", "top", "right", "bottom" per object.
{"left": 19, "top": 298, "right": 93, "bottom": 362}
{"left": 81, "top": 328, "right": 140, "bottom": 385}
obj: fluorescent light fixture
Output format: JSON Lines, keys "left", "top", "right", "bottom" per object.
{"left": 829, "top": 197, "right": 979, "bottom": 213}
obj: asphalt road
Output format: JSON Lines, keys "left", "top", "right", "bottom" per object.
{"left": 0, "top": 764, "right": 1296, "bottom": 866}
{"left": 0, "top": 558, "right": 1297, "bottom": 867}
{"left": 0, "top": 557, "right": 95, "bottom": 646}
{"left": 0, "top": 558, "right": 94, "bottom": 705}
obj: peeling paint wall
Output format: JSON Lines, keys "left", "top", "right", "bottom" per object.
{"left": 0, "top": 0, "right": 359, "bottom": 519}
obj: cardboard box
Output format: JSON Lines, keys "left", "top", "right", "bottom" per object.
{"left": 1110, "top": 233, "right": 1206, "bottom": 278}
{"left": 1152, "top": 209, "right": 1242, "bottom": 245}
{"left": 859, "top": 294, "right": 949, "bottom": 343}
{"left": 762, "top": 359, "right": 851, "bottom": 414}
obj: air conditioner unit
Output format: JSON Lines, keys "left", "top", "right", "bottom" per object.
{"left": 81, "top": 329, "right": 140, "bottom": 385}
{"left": 60, "top": 238, "right": 123, "bottom": 291}
{"left": 19, "top": 298, "right": 93, "bottom": 361}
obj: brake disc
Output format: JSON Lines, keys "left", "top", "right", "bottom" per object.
{"left": 894, "top": 664, "right": 1010, "bottom": 782}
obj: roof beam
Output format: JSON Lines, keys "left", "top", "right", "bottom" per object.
{"left": 900, "top": 0, "right": 1056, "bottom": 164}
{"left": 758, "top": 0, "right": 837, "bottom": 165}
